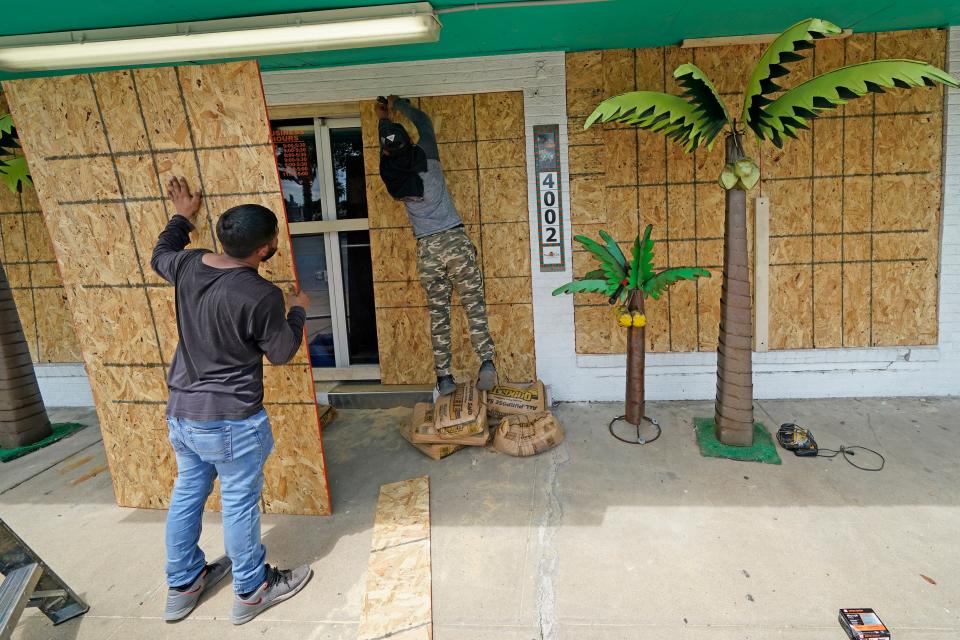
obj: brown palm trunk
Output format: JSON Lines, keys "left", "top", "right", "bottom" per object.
{"left": 0, "top": 262, "right": 51, "bottom": 449}
{"left": 714, "top": 132, "right": 754, "bottom": 446}
{"left": 625, "top": 291, "right": 645, "bottom": 425}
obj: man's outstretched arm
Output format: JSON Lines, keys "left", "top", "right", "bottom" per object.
{"left": 388, "top": 96, "right": 439, "bottom": 160}
{"left": 151, "top": 177, "right": 202, "bottom": 284}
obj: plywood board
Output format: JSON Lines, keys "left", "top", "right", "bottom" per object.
{"left": 0, "top": 92, "right": 81, "bottom": 363}
{"left": 363, "top": 92, "right": 535, "bottom": 385}
{"left": 567, "top": 28, "right": 945, "bottom": 353}
{"left": 3, "top": 61, "right": 330, "bottom": 515}
{"left": 357, "top": 476, "right": 432, "bottom": 640}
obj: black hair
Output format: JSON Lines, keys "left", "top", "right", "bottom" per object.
{"left": 216, "top": 204, "right": 279, "bottom": 259}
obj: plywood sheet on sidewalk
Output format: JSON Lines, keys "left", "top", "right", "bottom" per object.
{"left": 358, "top": 475, "right": 432, "bottom": 640}
{"left": 361, "top": 94, "right": 535, "bottom": 385}
{"left": 0, "top": 92, "right": 80, "bottom": 364}
{"left": 566, "top": 28, "right": 946, "bottom": 353}
{"left": 3, "top": 62, "right": 330, "bottom": 515}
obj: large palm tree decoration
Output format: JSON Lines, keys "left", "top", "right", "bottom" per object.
{"left": 585, "top": 18, "right": 959, "bottom": 446}
{"left": 554, "top": 225, "right": 709, "bottom": 429}
{"left": 0, "top": 104, "right": 52, "bottom": 448}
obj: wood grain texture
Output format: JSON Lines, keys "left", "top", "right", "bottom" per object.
{"left": 363, "top": 92, "right": 535, "bottom": 384}
{"left": 0, "top": 92, "right": 81, "bottom": 363}
{"left": 358, "top": 476, "right": 432, "bottom": 640}
{"left": 566, "top": 28, "right": 945, "bottom": 354}
{"left": 3, "top": 61, "right": 330, "bottom": 515}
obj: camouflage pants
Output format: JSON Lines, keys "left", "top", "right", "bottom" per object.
{"left": 416, "top": 226, "right": 495, "bottom": 377}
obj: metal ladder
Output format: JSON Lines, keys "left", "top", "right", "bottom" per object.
{"left": 0, "top": 519, "right": 88, "bottom": 640}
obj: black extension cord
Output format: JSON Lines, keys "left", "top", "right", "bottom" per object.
{"left": 777, "top": 423, "right": 885, "bottom": 472}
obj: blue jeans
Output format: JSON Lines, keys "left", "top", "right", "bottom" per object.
{"left": 165, "top": 409, "right": 274, "bottom": 595}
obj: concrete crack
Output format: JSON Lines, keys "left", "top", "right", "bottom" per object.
{"left": 535, "top": 442, "right": 570, "bottom": 640}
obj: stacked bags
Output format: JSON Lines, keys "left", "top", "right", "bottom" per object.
{"left": 400, "top": 381, "right": 564, "bottom": 459}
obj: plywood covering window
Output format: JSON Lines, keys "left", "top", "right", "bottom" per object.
{"left": 0, "top": 93, "right": 81, "bottom": 364}
{"left": 4, "top": 62, "right": 330, "bottom": 515}
{"left": 567, "top": 28, "right": 945, "bottom": 354}
{"left": 360, "top": 93, "right": 536, "bottom": 385}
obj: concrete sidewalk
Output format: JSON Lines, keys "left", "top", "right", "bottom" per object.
{"left": 2, "top": 398, "right": 958, "bottom": 639}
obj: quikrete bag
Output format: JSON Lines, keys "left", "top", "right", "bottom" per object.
{"left": 435, "top": 384, "right": 487, "bottom": 434}
{"left": 493, "top": 411, "right": 564, "bottom": 457}
{"left": 409, "top": 400, "right": 489, "bottom": 447}
{"left": 487, "top": 381, "right": 547, "bottom": 422}
{"left": 401, "top": 404, "right": 466, "bottom": 460}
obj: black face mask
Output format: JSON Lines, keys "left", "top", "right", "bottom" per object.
{"left": 262, "top": 245, "right": 277, "bottom": 262}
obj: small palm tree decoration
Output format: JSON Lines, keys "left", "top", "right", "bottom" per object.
{"left": 554, "top": 225, "right": 709, "bottom": 427}
{"left": 585, "top": 18, "right": 959, "bottom": 446}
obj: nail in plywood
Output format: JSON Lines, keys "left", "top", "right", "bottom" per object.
{"left": 4, "top": 61, "right": 330, "bottom": 515}
{"left": 357, "top": 476, "right": 432, "bottom": 640}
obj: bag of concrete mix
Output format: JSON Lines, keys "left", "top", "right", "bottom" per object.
{"left": 493, "top": 411, "right": 564, "bottom": 457}
{"left": 409, "top": 401, "right": 488, "bottom": 447}
{"left": 401, "top": 404, "right": 466, "bottom": 460}
{"left": 434, "top": 384, "right": 487, "bottom": 435}
{"left": 487, "top": 381, "right": 548, "bottom": 422}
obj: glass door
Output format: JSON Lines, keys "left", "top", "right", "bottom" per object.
{"left": 271, "top": 117, "right": 379, "bottom": 378}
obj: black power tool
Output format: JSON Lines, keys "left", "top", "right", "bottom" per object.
{"left": 776, "top": 423, "right": 819, "bottom": 457}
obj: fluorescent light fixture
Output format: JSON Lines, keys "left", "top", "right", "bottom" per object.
{"left": 0, "top": 3, "right": 440, "bottom": 72}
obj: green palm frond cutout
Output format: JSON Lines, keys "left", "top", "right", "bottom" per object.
{"left": 574, "top": 234, "right": 626, "bottom": 288}
{"left": 757, "top": 60, "right": 960, "bottom": 146}
{"left": 584, "top": 269, "right": 606, "bottom": 281}
{"left": 673, "top": 63, "right": 730, "bottom": 148}
{"left": 0, "top": 114, "right": 14, "bottom": 137}
{"left": 628, "top": 236, "right": 642, "bottom": 289}
{"left": 585, "top": 91, "right": 722, "bottom": 152}
{"left": 742, "top": 18, "right": 842, "bottom": 134}
{"left": 0, "top": 156, "right": 32, "bottom": 193}
{"left": 599, "top": 230, "right": 627, "bottom": 269}
{"left": 644, "top": 267, "right": 711, "bottom": 300}
{"left": 552, "top": 279, "right": 614, "bottom": 296}
{"left": 554, "top": 227, "right": 709, "bottom": 304}
{"left": 638, "top": 224, "right": 655, "bottom": 284}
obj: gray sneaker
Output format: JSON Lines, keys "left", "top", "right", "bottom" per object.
{"left": 231, "top": 564, "right": 313, "bottom": 625}
{"left": 477, "top": 360, "right": 498, "bottom": 391}
{"left": 164, "top": 556, "right": 232, "bottom": 622}
{"left": 436, "top": 375, "right": 457, "bottom": 396}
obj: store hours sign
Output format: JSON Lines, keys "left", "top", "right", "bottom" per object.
{"left": 533, "top": 124, "right": 565, "bottom": 272}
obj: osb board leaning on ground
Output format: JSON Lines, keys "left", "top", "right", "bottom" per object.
{"left": 567, "top": 28, "right": 945, "bottom": 354}
{"left": 2, "top": 61, "right": 331, "bottom": 515}
{"left": 360, "top": 93, "right": 536, "bottom": 385}
{"left": 0, "top": 92, "right": 80, "bottom": 364}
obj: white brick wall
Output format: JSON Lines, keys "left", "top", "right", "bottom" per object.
{"left": 38, "top": 41, "right": 960, "bottom": 408}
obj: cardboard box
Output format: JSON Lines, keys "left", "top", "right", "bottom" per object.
{"left": 434, "top": 384, "right": 486, "bottom": 434}
{"left": 839, "top": 609, "right": 891, "bottom": 640}
{"left": 409, "top": 402, "right": 489, "bottom": 447}
{"left": 487, "top": 381, "right": 547, "bottom": 422}
{"left": 493, "top": 411, "right": 564, "bottom": 457}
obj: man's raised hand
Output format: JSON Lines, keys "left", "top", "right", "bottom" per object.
{"left": 166, "top": 176, "right": 202, "bottom": 222}
{"left": 287, "top": 287, "right": 310, "bottom": 311}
